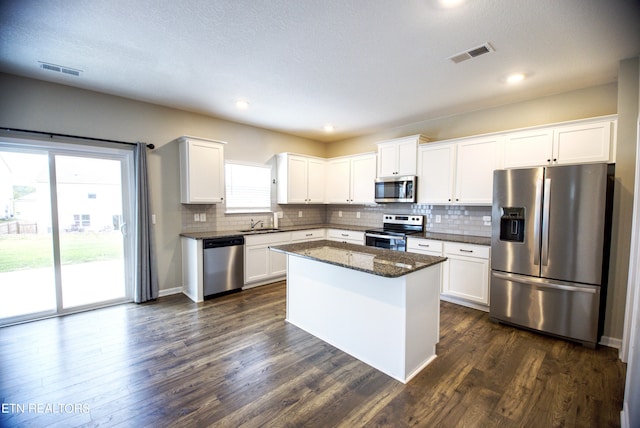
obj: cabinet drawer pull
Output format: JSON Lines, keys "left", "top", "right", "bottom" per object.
{"left": 459, "top": 249, "right": 474, "bottom": 253}
{"left": 305, "top": 233, "right": 313, "bottom": 237}
{"left": 341, "top": 233, "right": 349, "bottom": 237}
{"left": 418, "top": 244, "right": 430, "bottom": 247}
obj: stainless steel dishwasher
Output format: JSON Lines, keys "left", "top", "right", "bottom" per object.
{"left": 203, "top": 236, "right": 244, "bottom": 298}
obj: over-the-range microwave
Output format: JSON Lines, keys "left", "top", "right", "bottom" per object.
{"left": 374, "top": 176, "right": 417, "bottom": 203}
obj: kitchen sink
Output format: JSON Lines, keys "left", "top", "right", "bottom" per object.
{"left": 240, "top": 228, "right": 281, "bottom": 234}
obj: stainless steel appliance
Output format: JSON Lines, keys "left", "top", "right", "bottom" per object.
{"left": 490, "top": 163, "right": 614, "bottom": 347}
{"left": 203, "top": 236, "right": 245, "bottom": 298}
{"left": 374, "top": 176, "right": 417, "bottom": 203}
{"left": 365, "top": 214, "right": 424, "bottom": 251}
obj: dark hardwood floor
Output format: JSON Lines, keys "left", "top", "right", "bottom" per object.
{"left": 0, "top": 281, "right": 626, "bottom": 427}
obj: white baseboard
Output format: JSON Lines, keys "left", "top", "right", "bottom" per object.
{"left": 621, "top": 403, "right": 629, "bottom": 428}
{"left": 599, "top": 335, "right": 622, "bottom": 349}
{"left": 439, "top": 295, "right": 489, "bottom": 312}
{"left": 159, "top": 287, "right": 183, "bottom": 297}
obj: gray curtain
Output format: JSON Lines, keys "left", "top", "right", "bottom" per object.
{"left": 134, "top": 142, "right": 159, "bottom": 303}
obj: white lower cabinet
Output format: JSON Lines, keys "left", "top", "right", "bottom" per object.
{"left": 442, "top": 242, "right": 490, "bottom": 307}
{"left": 244, "top": 232, "right": 292, "bottom": 287}
{"left": 406, "top": 238, "right": 443, "bottom": 257}
{"left": 290, "top": 229, "right": 325, "bottom": 242}
{"left": 244, "top": 229, "right": 326, "bottom": 287}
{"left": 407, "top": 237, "right": 490, "bottom": 311}
{"left": 326, "top": 229, "right": 365, "bottom": 245}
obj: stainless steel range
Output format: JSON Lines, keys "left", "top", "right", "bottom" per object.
{"left": 365, "top": 214, "right": 424, "bottom": 252}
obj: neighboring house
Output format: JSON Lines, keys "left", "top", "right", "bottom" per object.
{"left": 4, "top": 154, "right": 123, "bottom": 234}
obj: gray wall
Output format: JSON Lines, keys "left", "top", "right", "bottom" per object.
{"left": 324, "top": 59, "right": 639, "bottom": 343}
{"left": 0, "top": 72, "right": 328, "bottom": 295}
{"left": 325, "top": 82, "right": 618, "bottom": 156}
{"left": 610, "top": 57, "right": 640, "bottom": 342}
{"left": 1, "top": 63, "right": 636, "bottom": 343}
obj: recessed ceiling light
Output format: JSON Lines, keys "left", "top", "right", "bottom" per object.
{"left": 236, "top": 100, "right": 249, "bottom": 110}
{"left": 438, "top": 0, "right": 465, "bottom": 8}
{"left": 506, "top": 73, "right": 525, "bottom": 84}
{"left": 323, "top": 124, "right": 335, "bottom": 133}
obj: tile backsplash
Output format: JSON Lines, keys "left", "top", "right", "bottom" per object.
{"left": 325, "top": 204, "right": 492, "bottom": 237}
{"left": 182, "top": 203, "right": 492, "bottom": 237}
{"left": 181, "top": 204, "right": 326, "bottom": 233}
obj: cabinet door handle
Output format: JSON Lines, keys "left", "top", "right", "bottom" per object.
{"left": 459, "top": 249, "right": 473, "bottom": 253}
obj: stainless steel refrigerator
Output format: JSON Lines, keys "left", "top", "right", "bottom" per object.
{"left": 490, "top": 163, "right": 614, "bottom": 347}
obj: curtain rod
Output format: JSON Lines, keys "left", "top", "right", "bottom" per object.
{"left": 0, "top": 127, "right": 155, "bottom": 149}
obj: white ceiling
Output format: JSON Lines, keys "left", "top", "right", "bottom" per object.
{"left": 1, "top": 0, "right": 639, "bottom": 142}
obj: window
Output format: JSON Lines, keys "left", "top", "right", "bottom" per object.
{"left": 225, "top": 161, "right": 272, "bottom": 213}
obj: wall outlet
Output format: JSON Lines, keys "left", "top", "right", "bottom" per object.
{"left": 338, "top": 211, "right": 342, "bottom": 217}
{"left": 151, "top": 214, "right": 156, "bottom": 225}
{"left": 194, "top": 213, "right": 200, "bottom": 222}
{"left": 277, "top": 211, "right": 283, "bottom": 219}
{"left": 298, "top": 211, "right": 303, "bottom": 218}
{"left": 482, "top": 216, "right": 491, "bottom": 222}
{"left": 356, "top": 212, "right": 361, "bottom": 219}
{"left": 435, "top": 215, "right": 441, "bottom": 223}
{"left": 200, "top": 213, "right": 206, "bottom": 222}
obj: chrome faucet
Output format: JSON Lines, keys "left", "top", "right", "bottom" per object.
{"left": 250, "top": 219, "right": 264, "bottom": 230}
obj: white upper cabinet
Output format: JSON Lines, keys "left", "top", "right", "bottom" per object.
{"left": 417, "top": 136, "right": 501, "bottom": 205}
{"left": 326, "top": 153, "right": 376, "bottom": 204}
{"left": 325, "top": 157, "right": 351, "bottom": 203}
{"left": 553, "top": 120, "right": 615, "bottom": 165}
{"left": 277, "top": 153, "right": 326, "bottom": 204}
{"left": 417, "top": 143, "right": 456, "bottom": 204}
{"left": 178, "top": 136, "right": 226, "bottom": 204}
{"left": 455, "top": 136, "right": 502, "bottom": 205}
{"left": 377, "top": 135, "right": 427, "bottom": 177}
{"left": 503, "top": 117, "right": 616, "bottom": 168}
{"left": 503, "top": 128, "right": 554, "bottom": 168}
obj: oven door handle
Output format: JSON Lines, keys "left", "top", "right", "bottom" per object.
{"left": 365, "top": 233, "right": 405, "bottom": 240}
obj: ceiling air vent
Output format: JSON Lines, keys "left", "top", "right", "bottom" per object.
{"left": 39, "top": 61, "right": 82, "bottom": 76}
{"left": 449, "top": 43, "right": 495, "bottom": 64}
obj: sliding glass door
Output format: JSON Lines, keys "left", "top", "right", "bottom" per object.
{"left": 0, "top": 138, "right": 134, "bottom": 325}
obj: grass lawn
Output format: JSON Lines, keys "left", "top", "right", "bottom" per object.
{"left": 0, "top": 232, "right": 123, "bottom": 272}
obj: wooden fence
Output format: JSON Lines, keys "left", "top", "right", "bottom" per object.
{"left": 0, "top": 221, "right": 38, "bottom": 235}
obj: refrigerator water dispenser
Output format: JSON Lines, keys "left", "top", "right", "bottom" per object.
{"left": 499, "top": 207, "right": 525, "bottom": 242}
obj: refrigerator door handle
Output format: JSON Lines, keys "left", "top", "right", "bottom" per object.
{"left": 533, "top": 178, "right": 543, "bottom": 266}
{"left": 492, "top": 271, "right": 598, "bottom": 294}
{"left": 541, "top": 178, "right": 551, "bottom": 266}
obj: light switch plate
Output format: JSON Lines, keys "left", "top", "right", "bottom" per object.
{"left": 200, "top": 213, "right": 206, "bottom": 222}
{"left": 435, "top": 215, "right": 441, "bottom": 223}
{"left": 356, "top": 212, "right": 361, "bottom": 219}
{"left": 194, "top": 213, "right": 200, "bottom": 222}
{"left": 298, "top": 211, "right": 302, "bottom": 217}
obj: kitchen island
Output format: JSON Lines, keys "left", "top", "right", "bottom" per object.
{"left": 270, "top": 240, "right": 446, "bottom": 383}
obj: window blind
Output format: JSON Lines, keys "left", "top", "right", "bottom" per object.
{"left": 225, "top": 161, "right": 272, "bottom": 213}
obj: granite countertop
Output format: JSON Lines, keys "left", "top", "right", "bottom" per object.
{"left": 269, "top": 240, "right": 447, "bottom": 278}
{"left": 180, "top": 223, "right": 369, "bottom": 240}
{"left": 180, "top": 223, "right": 491, "bottom": 246}
{"left": 416, "top": 232, "right": 491, "bottom": 246}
